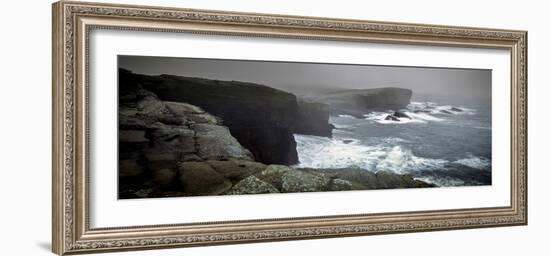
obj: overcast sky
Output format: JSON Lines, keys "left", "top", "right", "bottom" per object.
{"left": 119, "top": 55, "right": 491, "bottom": 99}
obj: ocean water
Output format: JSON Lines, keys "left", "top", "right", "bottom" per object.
{"left": 293, "top": 95, "right": 492, "bottom": 187}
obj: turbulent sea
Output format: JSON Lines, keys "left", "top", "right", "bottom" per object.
{"left": 293, "top": 95, "right": 492, "bottom": 187}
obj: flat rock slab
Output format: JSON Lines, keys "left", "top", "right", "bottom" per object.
{"left": 179, "top": 161, "right": 232, "bottom": 196}
{"left": 192, "top": 123, "right": 254, "bottom": 161}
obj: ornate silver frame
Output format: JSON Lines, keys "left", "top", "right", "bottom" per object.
{"left": 52, "top": 1, "right": 527, "bottom": 255}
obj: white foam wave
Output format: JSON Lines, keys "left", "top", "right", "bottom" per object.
{"left": 404, "top": 111, "right": 445, "bottom": 122}
{"left": 338, "top": 114, "right": 355, "bottom": 118}
{"left": 333, "top": 129, "right": 353, "bottom": 135}
{"left": 376, "top": 146, "right": 448, "bottom": 174}
{"left": 362, "top": 111, "right": 387, "bottom": 119}
{"left": 363, "top": 111, "right": 426, "bottom": 124}
{"left": 377, "top": 118, "right": 426, "bottom": 124}
{"left": 332, "top": 124, "right": 355, "bottom": 134}
{"left": 407, "top": 101, "right": 476, "bottom": 115}
{"left": 293, "top": 134, "right": 448, "bottom": 174}
{"left": 357, "top": 101, "right": 477, "bottom": 125}
{"left": 380, "top": 137, "right": 410, "bottom": 144}
{"left": 333, "top": 123, "right": 354, "bottom": 129}
{"left": 453, "top": 155, "right": 491, "bottom": 170}
{"left": 474, "top": 126, "right": 492, "bottom": 130}
{"left": 407, "top": 101, "right": 436, "bottom": 111}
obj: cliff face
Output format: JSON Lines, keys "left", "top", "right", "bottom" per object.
{"left": 295, "top": 99, "right": 334, "bottom": 137}
{"left": 120, "top": 69, "right": 299, "bottom": 165}
{"left": 119, "top": 69, "right": 334, "bottom": 165}
{"left": 313, "top": 87, "right": 413, "bottom": 117}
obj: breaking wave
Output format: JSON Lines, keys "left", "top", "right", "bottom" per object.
{"left": 407, "top": 101, "right": 476, "bottom": 115}
{"left": 361, "top": 101, "right": 475, "bottom": 124}
{"left": 293, "top": 134, "right": 448, "bottom": 174}
{"left": 363, "top": 112, "right": 426, "bottom": 124}
{"left": 453, "top": 155, "right": 491, "bottom": 170}
{"left": 338, "top": 114, "right": 356, "bottom": 118}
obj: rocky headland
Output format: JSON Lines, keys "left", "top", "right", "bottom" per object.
{"left": 120, "top": 69, "right": 335, "bottom": 165}
{"left": 118, "top": 71, "right": 434, "bottom": 199}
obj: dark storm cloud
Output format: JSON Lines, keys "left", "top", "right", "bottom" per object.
{"left": 118, "top": 55, "right": 491, "bottom": 99}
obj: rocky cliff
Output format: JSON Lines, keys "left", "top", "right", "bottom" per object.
{"left": 118, "top": 84, "right": 432, "bottom": 199}
{"left": 295, "top": 99, "right": 334, "bottom": 137}
{"left": 118, "top": 84, "right": 257, "bottom": 198}
{"left": 312, "top": 87, "right": 413, "bottom": 117}
{"left": 119, "top": 69, "right": 334, "bottom": 165}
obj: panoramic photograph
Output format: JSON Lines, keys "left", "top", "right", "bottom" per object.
{"left": 117, "top": 56, "right": 492, "bottom": 199}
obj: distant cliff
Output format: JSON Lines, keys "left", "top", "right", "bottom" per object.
{"left": 119, "top": 69, "right": 333, "bottom": 165}
{"left": 295, "top": 99, "right": 334, "bottom": 137}
{"left": 312, "top": 87, "right": 413, "bottom": 117}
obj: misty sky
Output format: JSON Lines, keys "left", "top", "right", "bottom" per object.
{"left": 119, "top": 55, "right": 491, "bottom": 99}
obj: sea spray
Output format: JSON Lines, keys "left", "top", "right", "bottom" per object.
{"left": 293, "top": 134, "right": 448, "bottom": 174}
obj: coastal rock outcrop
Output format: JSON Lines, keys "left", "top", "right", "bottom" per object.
{"left": 117, "top": 70, "right": 435, "bottom": 199}
{"left": 219, "top": 167, "right": 434, "bottom": 196}
{"left": 295, "top": 99, "right": 334, "bottom": 137}
{"left": 393, "top": 111, "right": 411, "bottom": 119}
{"left": 251, "top": 165, "right": 332, "bottom": 193}
{"left": 118, "top": 83, "right": 255, "bottom": 198}
{"left": 225, "top": 176, "right": 280, "bottom": 195}
{"left": 384, "top": 110, "right": 412, "bottom": 122}
{"left": 315, "top": 168, "right": 435, "bottom": 189}
{"left": 120, "top": 69, "right": 334, "bottom": 165}
{"left": 312, "top": 87, "right": 413, "bottom": 117}
{"left": 384, "top": 115, "right": 400, "bottom": 121}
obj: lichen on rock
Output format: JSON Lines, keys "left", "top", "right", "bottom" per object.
{"left": 281, "top": 170, "right": 331, "bottom": 193}
{"left": 225, "top": 176, "right": 280, "bottom": 195}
